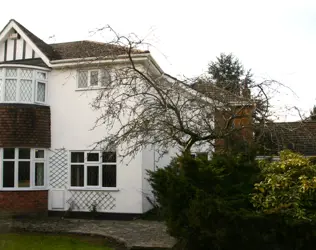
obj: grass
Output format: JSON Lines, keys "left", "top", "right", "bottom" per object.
{"left": 0, "top": 233, "right": 115, "bottom": 250}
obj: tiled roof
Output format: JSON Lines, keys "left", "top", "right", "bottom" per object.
{"left": 0, "top": 58, "right": 49, "bottom": 68}
{"left": 258, "top": 121, "right": 316, "bottom": 156}
{"left": 13, "top": 20, "right": 57, "bottom": 60}
{"left": 191, "top": 82, "right": 253, "bottom": 105}
{"left": 12, "top": 19, "right": 148, "bottom": 61}
{"left": 49, "top": 41, "right": 148, "bottom": 60}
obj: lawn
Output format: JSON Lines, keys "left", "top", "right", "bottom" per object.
{"left": 0, "top": 233, "right": 115, "bottom": 250}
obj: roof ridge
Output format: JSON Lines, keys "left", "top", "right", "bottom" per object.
{"left": 49, "top": 40, "right": 109, "bottom": 45}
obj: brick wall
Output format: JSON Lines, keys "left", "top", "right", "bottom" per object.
{"left": 215, "top": 105, "right": 255, "bottom": 152}
{"left": 0, "top": 190, "right": 48, "bottom": 214}
{"left": 0, "top": 104, "right": 51, "bottom": 148}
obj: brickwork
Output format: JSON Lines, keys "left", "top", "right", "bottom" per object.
{"left": 0, "top": 190, "right": 48, "bottom": 214}
{"left": 0, "top": 104, "right": 51, "bottom": 148}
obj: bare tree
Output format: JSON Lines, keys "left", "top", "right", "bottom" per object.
{"left": 76, "top": 26, "right": 304, "bottom": 159}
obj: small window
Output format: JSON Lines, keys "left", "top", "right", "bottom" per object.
{"left": 71, "top": 165, "right": 84, "bottom": 187}
{"left": 35, "top": 162, "right": 44, "bottom": 186}
{"left": 6, "top": 68, "right": 17, "bottom": 77}
{"left": 37, "top": 72, "right": 47, "bottom": 80}
{"left": 36, "top": 82, "right": 46, "bottom": 103}
{"left": 20, "top": 79, "right": 33, "bottom": 102}
{"left": 4, "top": 148, "right": 15, "bottom": 159}
{"left": 87, "top": 166, "right": 99, "bottom": 186}
{"left": 3, "top": 161, "right": 15, "bottom": 187}
{"left": 102, "top": 152, "right": 116, "bottom": 163}
{"left": 19, "top": 148, "right": 30, "bottom": 159}
{"left": 102, "top": 165, "right": 116, "bottom": 187}
{"left": 71, "top": 152, "right": 84, "bottom": 163}
{"left": 100, "top": 69, "right": 111, "bottom": 86}
{"left": 90, "top": 71, "right": 99, "bottom": 86}
{"left": 35, "top": 149, "right": 45, "bottom": 159}
{"left": 78, "top": 71, "right": 88, "bottom": 88}
{"left": 87, "top": 152, "right": 99, "bottom": 162}
{"left": 18, "top": 161, "right": 30, "bottom": 187}
{"left": 5, "top": 79, "right": 17, "bottom": 101}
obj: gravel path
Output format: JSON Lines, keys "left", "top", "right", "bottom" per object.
{"left": 0, "top": 218, "right": 176, "bottom": 249}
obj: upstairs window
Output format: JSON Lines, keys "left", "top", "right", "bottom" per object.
{"left": 0, "top": 67, "right": 48, "bottom": 104}
{"left": 77, "top": 69, "right": 111, "bottom": 89}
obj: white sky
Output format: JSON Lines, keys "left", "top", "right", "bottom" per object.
{"left": 1, "top": 0, "right": 315, "bottom": 121}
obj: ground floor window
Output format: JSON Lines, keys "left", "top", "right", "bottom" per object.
{"left": 70, "top": 151, "right": 116, "bottom": 188}
{"left": 1, "top": 148, "right": 46, "bottom": 189}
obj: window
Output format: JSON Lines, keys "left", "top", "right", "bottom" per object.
{"left": 191, "top": 152, "right": 209, "bottom": 161}
{"left": 70, "top": 151, "right": 117, "bottom": 188}
{"left": 1, "top": 148, "right": 46, "bottom": 189}
{"left": 77, "top": 69, "right": 111, "bottom": 89}
{"left": 0, "top": 68, "right": 48, "bottom": 104}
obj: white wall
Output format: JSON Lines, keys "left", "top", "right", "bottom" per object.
{"left": 48, "top": 68, "right": 144, "bottom": 214}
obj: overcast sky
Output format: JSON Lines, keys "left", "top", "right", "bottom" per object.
{"left": 1, "top": 0, "right": 315, "bottom": 121}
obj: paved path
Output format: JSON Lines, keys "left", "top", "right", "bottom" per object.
{"left": 0, "top": 218, "right": 177, "bottom": 249}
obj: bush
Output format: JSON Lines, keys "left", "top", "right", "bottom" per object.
{"left": 148, "top": 152, "right": 316, "bottom": 250}
{"left": 252, "top": 150, "right": 316, "bottom": 221}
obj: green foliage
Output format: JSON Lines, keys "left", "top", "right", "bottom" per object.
{"left": 252, "top": 150, "right": 316, "bottom": 220}
{"left": 148, "top": 153, "right": 261, "bottom": 249}
{"left": 208, "top": 53, "right": 253, "bottom": 94}
{"left": 149, "top": 152, "right": 316, "bottom": 249}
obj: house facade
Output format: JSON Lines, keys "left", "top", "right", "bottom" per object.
{"left": 0, "top": 19, "right": 176, "bottom": 217}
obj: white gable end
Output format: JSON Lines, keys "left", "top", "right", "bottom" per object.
{"left": 0, "top": 20, "right": 49, "bottom": 65}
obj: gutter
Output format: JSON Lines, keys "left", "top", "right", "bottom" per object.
{"left": 50, "top": 53, "right": 150, "bottom": 65}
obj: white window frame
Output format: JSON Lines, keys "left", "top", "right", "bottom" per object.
{"left": 69, "top": 150, "right": 118, "bottom": 190}
{"left": 0, "top": 148, "right": 47, "bottom": 190}
{"left": 76, "top": 69, "right": 111, "bottom": 90}
{"left": 0, "top": 67, "right": 48, "bottom": 104}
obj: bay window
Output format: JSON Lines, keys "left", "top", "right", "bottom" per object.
{"left": 1, "top": 148, "right": 46, "bottom": 189}
{"left": 70, "top": 151, "right": 117, "bottom": 188}
{"left": 0, "top": 67, "right": 48, "bottom": 104}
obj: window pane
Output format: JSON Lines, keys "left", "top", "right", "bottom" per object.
{"left": 100, "top": 69, "right": 111, "bottom": 86}
{"left": 20, "top": 79, "right": 33, "bottom": 102}
{"left": 5, "top": 68, "right": 17, "bottom": 77}
{"left": 78, "top": 71, "right": 88, "bottom": 88}
{"left": 37, "top": 82, "right": 46, "bottom": 102}
{"left": 87, "top": 166, "right": 99, "bottom": 186}
{"left": 19, "top": 148, "right": 30, "bottom": 159}
{"left": 90, "top": 71, "right": 98, "bottom": 86}
{"left": 21, "top": 69, "right": 33, "bottom": 79}
{"left": 5, "top": 79, "right": 17, "bottom": 101}
{"left": 102, "top": 165, "right": 116, "bottom": 187}
{"left": 71, "top": 165, "right": 84, "bottom": 187}
{"left": 3, "top": 161, "right": 14, "bottom": 187}
{"left": 18, "top": 161, "right": 30, "bottom": 187}
{"left": 71, "top": 152, "right": 84, "bottom": 163}
{"left": 37, "top": 72, "right": 46, "bottom": 80}
{"left": 35, "top": 150, "right": 45, "bottom": 159}
{"left": 3, "top": 148, "right": 15, "bottom": 159}
{"left": 102, "top": 152, "right": 116, "bottom": 163}
{"left": 35, "top": 162, "right": 44, "bottom": 186}
{"left": 87, "top": 152, "right": 99, "bottom": 162}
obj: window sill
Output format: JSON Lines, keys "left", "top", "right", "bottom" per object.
{"left": 75, "top": 86, "right": 106, "bottom": 91}
{"left": 68, "top": 187, "right": 119, "bottom": 192}
{"left": 0, "top": 188, "right": 49, "bottom": 191}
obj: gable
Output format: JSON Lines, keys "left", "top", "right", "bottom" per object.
{"left": 0, "top": 20, "right": 51, "bottom": 66}
{"left": 0, "top": 28, "right": 40, "bottom": 62}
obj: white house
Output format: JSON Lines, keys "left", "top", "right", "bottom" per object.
{"left": 0, "top": 19, "right": 182, "bottom": 218}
